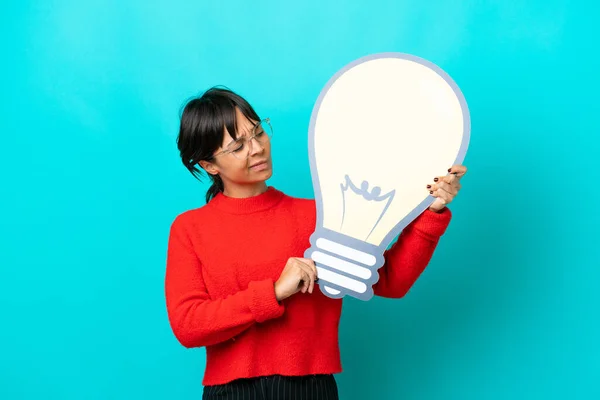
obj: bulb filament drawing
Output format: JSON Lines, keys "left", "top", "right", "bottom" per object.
{"left": 340, "top": 174, "right": 396, "bottom": 242}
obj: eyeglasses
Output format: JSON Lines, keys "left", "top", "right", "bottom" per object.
{"left": 211, "top": 118, "right": 273, "bottom": 160}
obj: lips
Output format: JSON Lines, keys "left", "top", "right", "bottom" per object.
{"left": 249, "top": 160, "right": 268, "bottom": 168}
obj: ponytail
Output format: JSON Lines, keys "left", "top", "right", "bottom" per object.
{"left": 205, "top": 174, "right": 224, "bottom": 203}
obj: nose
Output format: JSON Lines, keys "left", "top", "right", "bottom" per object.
{"left": 248, "top": 137, "right": 264, "bottom": 156}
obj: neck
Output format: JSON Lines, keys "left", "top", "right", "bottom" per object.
{"left": 222, "top": 181, "right": 268, "bottom": 199}
{"left": 210, "top": 184, "right": 283, "bottom": 215}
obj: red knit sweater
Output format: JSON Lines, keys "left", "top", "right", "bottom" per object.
{"left": 165, "top": 186, "right": 452, "bottom": 386}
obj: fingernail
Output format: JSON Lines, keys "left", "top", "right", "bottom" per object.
{"left": 427, "top": 185, "right": 431, "bottom": 188}
{"left": 429, "top": 191, "right": 433, "bottom": 194}
{"left": 448, "top": 168, "right": 451, "bottom": 172}
{"left": 434, "top": 178, "right": 439, "bottom": 182}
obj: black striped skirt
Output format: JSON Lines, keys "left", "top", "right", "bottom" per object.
{"left": 202, "top": 374, "right": 339, "bottom": 400}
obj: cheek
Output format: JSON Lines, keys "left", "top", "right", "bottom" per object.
{"left": 220, "top": 159, "right": 249, "bottom": 178}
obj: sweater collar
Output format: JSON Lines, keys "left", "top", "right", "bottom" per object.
{"left": 208, "top": 186, "right": 285, "bottom": 214}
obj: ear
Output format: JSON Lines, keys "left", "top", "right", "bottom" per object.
{"left": 199, "top": 160, "right": 219, "bottom": 176}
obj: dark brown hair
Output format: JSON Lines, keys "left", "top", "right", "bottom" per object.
{"left": 177, "top": 86, "right": 260, "bottom": 203}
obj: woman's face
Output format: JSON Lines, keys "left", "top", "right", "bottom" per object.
{"left": 202, "top": 107, "right": 273, "bottom": 188}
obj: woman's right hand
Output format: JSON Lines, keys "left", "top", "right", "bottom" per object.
{"left": 274, "top": 257, "right": 318, "bottom": 301}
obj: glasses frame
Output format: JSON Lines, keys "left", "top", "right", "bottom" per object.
{"left": 210, "top": 118, "right": 272, "bottom": 160}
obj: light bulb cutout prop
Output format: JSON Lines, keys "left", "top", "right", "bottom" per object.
{"left": 304, "top": 52, "right": 470, "bottom": 301}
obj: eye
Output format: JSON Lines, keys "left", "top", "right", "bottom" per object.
{"left": 231, "top": 141, "right": 245, "bottom": 152}
{"left": 227, "top": 140, "right": 244, "bottom": 153}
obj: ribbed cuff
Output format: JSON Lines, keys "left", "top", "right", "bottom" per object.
{"left": 247, "top": 279, "right": 285, "bottom": 323}
{"left": 409, "top": 207, "right": 453, "bottom": 237}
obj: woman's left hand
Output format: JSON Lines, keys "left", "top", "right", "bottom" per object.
{"left": 427, "top": 164, "right": 467, "bottom": 213}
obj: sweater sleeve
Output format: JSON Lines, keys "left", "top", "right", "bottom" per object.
{"left": 372, "top": 207, "right": 452, "bottom": 298}
{"left": 165, "top": 215, "right": 285, "bottom": 348}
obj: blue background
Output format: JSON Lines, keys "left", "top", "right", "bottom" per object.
{"left": 1, "top": 1, "right": 598, "bottom": 399}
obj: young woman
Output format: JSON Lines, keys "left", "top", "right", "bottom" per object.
{"left": 165, "top": 87, "right": 467, "bottom": 399}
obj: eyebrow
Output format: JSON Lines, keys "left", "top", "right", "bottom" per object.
{"left": 223, "top": 121, "right": 260, "bottom": 147}
{"left": 224, "top": 132, "right": 247, "bottom": 148}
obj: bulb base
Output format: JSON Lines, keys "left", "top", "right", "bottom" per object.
{"left": 304, "top": 228, "right": 385, "bottom": 301}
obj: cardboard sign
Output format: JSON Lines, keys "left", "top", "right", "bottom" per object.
{"left": 304, "top": 52, "right": 470, "bottom": 301}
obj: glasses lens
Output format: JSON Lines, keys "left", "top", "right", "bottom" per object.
{"left": 258, "top": 119, "right": 273, "bottom": 139}
{"left": 229, "top": 119, "right": 272, "bottom": 160}
{"left": 227, "top": 138, "right": 248, "bottom": 160}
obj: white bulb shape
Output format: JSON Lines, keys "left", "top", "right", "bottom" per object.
{"left": 304, "top": 52, "right": 470, "bottom": 301}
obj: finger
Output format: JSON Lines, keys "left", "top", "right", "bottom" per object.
{"left": 432, "top": 187, "right": 453, "bottom": 205}
{"left": 301, "top": 264, "right": 315, "bottom": 293}
{"left": 294, "top": 262, "right": 315, "bottom": 293}
{"left": 298, "top": 258, "right": 318, "bottom": 279}
{"left": 302, "top": 267, "right": 315, "bottom": 294}
{"left": 432, "top": 174, "right": 454, "bottom": 188}
{"left": 428, "top": 178, "right": 453, "bottom": 192}
{"left": 433, "top": 181, "right": 458, "bottom": 195}
{"left": 448, "top": 165, "right": 467, "bottom": 178}
{"left": 428, "top": 181, "right": 457, "bottom": 196}
{"left": 308, "top": 260, "right": 319, "bottom": 287}
{"left": 303, "top": 270, "right": 313, "bottom": 293}
{"left": 295, "top": 263, "right": 312, "bottom": 281}
{"left": 444, "top": 176, "right": 462, "bottom": 192}
{"left": 302, "top": 278, "right": 309, "bottom": 293}
{"left": 441, "top": 173, "right": 458, "bottom": 185}
{"left": 298, "top": 269, "right": 309, "bottom": 293}
{"left": 296, "top": 258, "right": 318, "bottom": 282}
{"left": 301, "top": 258, "right": 317, "bottom": 293}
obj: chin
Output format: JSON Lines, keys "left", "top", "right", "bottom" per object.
{"left": 246, "top": 170, "right": 272, "bottom": 182}
{"left": 262, "top": 169, "right": 273, "bottom": 180}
